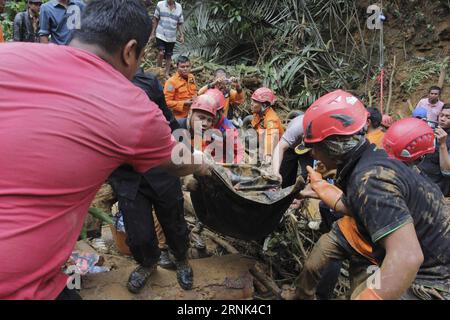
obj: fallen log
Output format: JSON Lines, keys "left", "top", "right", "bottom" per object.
{"left": 203, "top": 229, "right": 239, "bottom": 254}
{"left": 250, "top": 262, "right": 282, "bottom": 299}
{"left": 438, "top": 57, "right": 448, "bottom": 91}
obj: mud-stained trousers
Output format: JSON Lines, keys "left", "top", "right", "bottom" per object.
{"left": 296, "top": 224, "right": 373, "bottom": 299}
{"left": 297, "top": 224, "right": 450, "bottom": 300}
{"left": 109, "top": 166, "right": 189, "bottom": 268}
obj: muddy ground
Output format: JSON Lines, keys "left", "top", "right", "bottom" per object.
{"left": 77, "top": 226, "right": 261, "bottom": 300}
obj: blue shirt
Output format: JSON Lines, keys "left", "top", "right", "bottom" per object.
{"left": 39, "top": 0, "right": 85, "bottom": 45}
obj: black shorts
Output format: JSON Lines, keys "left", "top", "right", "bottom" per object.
{"left": 156, "top": 38, "right": 175, "bottom": 58}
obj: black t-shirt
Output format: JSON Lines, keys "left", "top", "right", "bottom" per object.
{"left": 133, "top": 69, "right": 180, "bottom": 132}
{"left": 419, "top": 132, "right": 450, "bottom": 196}
{"left": 109, "top": 70, "right": 180, "bottom": 196}
{"left": 338, "top": 142, "right": 450, "bottom": 282}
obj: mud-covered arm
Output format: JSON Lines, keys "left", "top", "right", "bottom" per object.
{"left": 301, "top": 166, "right": 349, "bottom": 214}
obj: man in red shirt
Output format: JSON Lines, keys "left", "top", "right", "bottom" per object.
{"left": 0, "top": 0, "right": 208, "bottom": 300}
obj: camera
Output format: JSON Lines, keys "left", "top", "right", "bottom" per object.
{"left": 426, "top": 120, "right": 439, "bottom": 129}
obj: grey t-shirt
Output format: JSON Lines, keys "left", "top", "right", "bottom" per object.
{"left": 282, "top": 115, "right": 304, "bottom": 149}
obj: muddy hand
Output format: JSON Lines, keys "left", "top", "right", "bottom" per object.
{"left": 299, "top": 184, "right": 320, "bottom": 199}
{"left": 306, "top": 165, "right": 323, "bottom": 184}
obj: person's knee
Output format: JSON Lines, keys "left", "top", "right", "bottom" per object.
{"left": 303, "top": 254, "right": 319, "bottom": 274}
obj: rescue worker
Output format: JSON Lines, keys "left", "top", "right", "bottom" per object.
{"left": 108, "top": 68, "right": 193, "bottom": 294}
{"left": 271, "top": 114, "right": 314, "bottom": 188}
{"left": 177, "top": 94, "right": 217, "bottom": 144}
{"left": 250, "top": 87, "right": 284, "bottom": 164}
{"left": 176, "top": 95, "right": 219, "bottom": 251}
{"left": 198, "top": 68, "right": 245, "bottom": 119}
{"left": 203, "top": 88, "right": 244, "bottom": 164}
{"left": 294, "top": 89, "right": 450, "bottom": 300}
{"left": 365, "top": 107, "right": 384, "bottom": 148}
{"left": 164, "top": 55, "right": 197, "bottom": 119}
{"left": 383, "top": 117, "right": 436, "bottom": 166}
{"left": 419, "top": 104, "right": 450, "bottom": 196}
{"left": 0, "top": 0, "right": 5, "bottom": 43}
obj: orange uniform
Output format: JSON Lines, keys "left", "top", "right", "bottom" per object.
{"left": 198, "top": 85, "right": 244, "bottom": 117}
{"left": 0, "top": 25, "right": 4, "bottom": 43}
{"left": 251, "top": 107, "right": 284, "bottom": 157}
{"left": 164, "top": 72, "right": 197, "bottom": 119}
{"left": 366, "top": 128, "right": 385, "bottom": 149}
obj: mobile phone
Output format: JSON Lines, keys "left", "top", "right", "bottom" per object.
{"left": 426, "top": 120, "right": 438, "bottom": 129}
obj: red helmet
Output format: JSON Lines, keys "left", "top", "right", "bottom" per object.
{"left": 190, "top": 95, "right": 217, "bottom": 117}
{"left": 303, "top": 89, "right": 369, "bottom": 143}
{"left": 382, "top": 118, "right": 436, "bottom": 162}
{"left": 204, "top": 88, "right": 225, "bottom": 111}
{"left": 251, "top": 87, "right": 276, "bottom": 105}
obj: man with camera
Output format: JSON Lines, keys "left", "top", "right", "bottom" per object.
{"left": 198, "top": 68, "right": 245, "bottom": 119}
{"left": 419, "top": 104, "right": 450, "bottom": 196}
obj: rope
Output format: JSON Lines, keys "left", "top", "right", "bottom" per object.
{"left": 379, "top": 0, "right": 385, "bottom": 115}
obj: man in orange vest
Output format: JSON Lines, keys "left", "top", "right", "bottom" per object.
{"left": 365, "top": 107, "right": 385, "bottom": 148}
{"left": 250, "top": 87, "right": 284, "bottom": 164}
{"left": 164, "top": 55, "right": 197, "bottom": 119}
{"left": 198, "top": 68, "right": 244, "bottom": 119}
{"left": 0, "top": 0, "right": 5, "bottom": 43}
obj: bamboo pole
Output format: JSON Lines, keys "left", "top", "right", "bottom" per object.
{"left": 438, "top": 57, "right": 449, "bottom": 91}
{"left": 386, "top": 55, "right": 396, "bottom": 114}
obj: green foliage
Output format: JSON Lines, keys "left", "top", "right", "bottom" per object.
{"left": 179, "top": 0, "right": 368, "bottom": 110}
{"left": 400, "top": 58, "right": 449, "bottom": 94}
{"left": 1, "top": 0, "right": 28, "bottom": 40}
{"left": 1, "top": 0, "right": 50, "bottom": 40}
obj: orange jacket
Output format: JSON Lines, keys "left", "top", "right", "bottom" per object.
{"left": 0, "top": 25, "right": 4, "bottom": 43}
{"left": 198, "top": 85, "right": 245, "bottom": 117}
{"left": 164, "top": 72, "right": 197, "bottom": 119}
{"left": 251, "top": 107, "right": 284, "bottom": 157}
{"left": 366, "top": 128, "right": 385, "bottom": 149}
